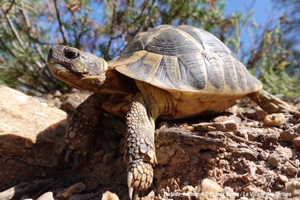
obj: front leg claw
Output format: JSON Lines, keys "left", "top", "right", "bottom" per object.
{"left": 127, "top": 160, "right": 154, "bottom": 199}
{"left": 59, "top": 142, "right": 74, "bottom": 162}
{"left": 125, "top": 93, "right": 160, "bottom": 199}
{"left": 60, "top": 123, "right": 95, "bottom": 163}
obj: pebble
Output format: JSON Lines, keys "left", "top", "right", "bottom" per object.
{"left": 103, "top": 152, "right": 115, "bottom": 165}
{"left": 101, "top": 191, "right": 119, "bottom": 200}
{"left": 284, "top": 165, "right": 298, "bottom": 176}
{"left": 277, "top": 146, "right": 293, "bottom": 159}
{"left": 109, "top": 140, "right": 119, "bottom": 150}
{"left": 259, "top": 150, "right": 270, "bottom": 161}
{"left": 275, "top": 182, "right": 284, "bottom": 189}
{"left": 184, "top": 125, "right": 194, "bottom": 131}
{"left": 223, "top": 187, "right": 237, "bottom": 200}
{"left": 201, "top": 178, "right": 223, "bottom": 197}
{"left": 182, "top": 185, "right": 195, "bottom": 193}
{"left": 264, "top": 113, "right": 286, "bottom": 126}
{"left": 224, "top": 121, "right": 238, "bottom": 132}
{"left": 243, "top": 185, "right": 264, "bottom": 195}
{"left": 256, "top": 109, "right": 267, "bottom": 120}
{"left": 280, "top": 124, "right": 300, "bottom": 142}
{"left": 242, "top": 174, "right": 252, "bottom": 184}
{"left": 157, "top": 146, "right": 176, "bottom": 165}
{"left": 193, "top": 121, "right": 237, "bottom": 132}
{"left": 278, "top": 174, "right": 289, "bottom": 183}
{"left": 285, "top": 180, "right": 300, "bottom": 197}
{"left": 293, "top": 111, "right": 300, "bottom": 119}
{"left": 60, "top": 182, "right": 86, "bottom": 199}
{"left": 293, "top": 136, "right": 300, "bottom": 150}
{"left": 267, "top": 152, "right": 288, "bottom": 167}
{"left": 147, "top": 191, "right": 155, "bottom": 199}
{"left": 37, "top": 192, "right": 54, "bottom": 200}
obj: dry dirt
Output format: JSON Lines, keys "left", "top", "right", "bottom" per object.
{"left": 1, "top": 92, "right": 300, "bottom": 200}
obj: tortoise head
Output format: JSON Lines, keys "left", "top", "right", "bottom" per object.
{"left": 47, "top": 45, "right": 108, "bottom": 91}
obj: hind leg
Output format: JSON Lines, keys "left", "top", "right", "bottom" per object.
{"left": 247, "top": 90, "right": 297, "bottom": 114}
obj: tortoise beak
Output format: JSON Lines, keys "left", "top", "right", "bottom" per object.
{"left": 48, "top": 45, "right": 65, "bottom": 64}
{"left": 48, "top": 45, "right": 80, "bottom": 75}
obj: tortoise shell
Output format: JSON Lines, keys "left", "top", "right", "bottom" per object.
{"left": 108, "top": 25, "right": 262, "bottom": 97}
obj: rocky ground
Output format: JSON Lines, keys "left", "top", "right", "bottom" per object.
{"left": 1, "top": 85, "right": 300, "bottom": 200}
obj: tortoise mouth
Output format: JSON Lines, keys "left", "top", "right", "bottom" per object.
{"left": 48, "top": 47, "right": 82, "bottom": 76}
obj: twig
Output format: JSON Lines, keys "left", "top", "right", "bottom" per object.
{"left": 1, "top": 6, "right": 25, "bottom": 48}
{"left": 129, "top": 0, "right": 149, "bottom": 36}
{"left": 21, "top": 0, "right": 31, "bottom": 28}
{"left": 107, "top": 1, "right": 117, "bottom": 52}
{"left": 53, "top": 0, "right": 67, "bottom": 44}
{"left": 163, "top": 1, "right": 187, "bottom": 24}
{"left": 3, "top": 0, "right": 15, "bottom": 14}
{"left": 0, "top": 39, "right": 17, "bottom": 58}
{"left": 20, "top": 0, "right": 48, "bottom": 65}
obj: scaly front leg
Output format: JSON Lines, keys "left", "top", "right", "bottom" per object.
{"left": 125, "top": 93, "right": 158, "bottom": 199}
{"left": 63, "top": 93, "right": 109, "bottom": 162}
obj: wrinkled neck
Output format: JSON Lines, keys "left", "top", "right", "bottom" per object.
{"left": 99, "top": 69, "right": 138, "bottom": 95}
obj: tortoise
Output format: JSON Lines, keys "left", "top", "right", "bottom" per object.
{"left": 47, "top": 25, "right": 295, "bottom": 199}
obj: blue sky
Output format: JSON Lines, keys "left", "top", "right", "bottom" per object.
{"left": 225, "top": 0, "right": 274, "bottom": 25}
{"left": 223, "top": 0, "right": 284, "bottom": 57}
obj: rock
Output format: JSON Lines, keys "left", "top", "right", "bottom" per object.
{"left": 60, "top": 91, "right": 91, "bottom": 115}
{"left": 280, "top": 124, "right": 300, "bottom": 142}
{"left": 259, "top": 150, "right": 270, "bottom": 161}
{"left": 182, "top": 185, "right": 195, "bottom": 193}
{"left": 201, "top": 178, "right": 223, "bottom": 197}
{"left": 184, "top": 125, "right": 194, "bottom": 131}
{"left": 193, "top": 121, "right": 237, "bottom": 132}
{"left": 293, "top": 111, "right": 300, "bottom": 119}
{"left": 0, "top": 85, "right": 67, "bottom": 167}
{"left": 60, "top": 182, "right": 86, "bottom": 199}
{"left": 294, "top": 96, "right": 300, "bottom": 104}
{"left": 284, "top": 164, "right": 298, "bottom": 176}
{"left": 278, "top": 174, "right": 289, "bottom": 183}
{"left": 243, "top": 185, "right": 265, "bottom": 197}
{"left": 103, "top": 152, "right": 115, "bottom": 165}
{"left": 256, "top": 109, "right": 267, "bottom": 120}
{"left": 102, "top": 191, "right": 119, "bottom": 200}
{"left": 293, "top": 136, "right": 300, "bottom": 150}
{"left": 264, "top": 113, "right": 286, "bottom": 126}
{"left": 237, "top": 127, "right": 264, "bottom": 141}
{"left": 146, "top": 191, "right": 156, "bottom": 199}
{"left": 156, "top": 146, "right": 176, "bottom": 165}
{"left": 285, "top": 180, "right": 300, "bottom": 197}
{"left": 36, "top": 192, "right": 54, "bottom": 200}
{"left": 68, "top": 192, "right": 101, "bottom": 200}
{"left": 213, "top": 114, "right": 242, "bottom": 125}
{"left": 223, "top": 187, "right": 238, "bottom": 199}
{"left": 0, "top": 85, "right": 299, "bottom": 199}
{"left": 0, "top": 179, "right": 52, "bottom": 200}
{"left": 257, "top": 133, "right": 279, "bottom": 146}
{"left": 267, "top": 152, "right": 288, "bottom": 167}
{"left": 275, "top": 181, "right": 284, "bottom": 190}
{"left": 242, "top": 174, "right": 253, "bottom": 184}
{"left": 276, "top": 146, "right": 293, "bottom": 159}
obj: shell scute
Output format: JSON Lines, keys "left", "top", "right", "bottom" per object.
{"left": 109, "top": 25, "right": 262, "bottom": 96}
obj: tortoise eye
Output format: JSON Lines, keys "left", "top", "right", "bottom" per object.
{"left": 64, "top": 49, "right": 79, "bottom": 59}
